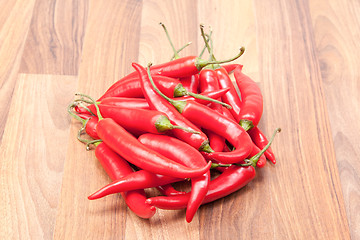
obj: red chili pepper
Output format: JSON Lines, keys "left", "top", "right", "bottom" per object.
{"left": 99, "top": 75, "right": 181, "bottom": 100}
{"left": 95, "top": 117, "right": 212, "bottom": 179}
{"left": 100, "top": 47, "right": 245, "bottom": 100}
{"left": 87, "top": 104, "right": 197, "bottom": 135}
{"left": 156, "top": 184, "right": 186, "bottom": 196}
{"left": 248, "top": 126, "right": 276, "bottom": 164}
{"left": 95, "top": 142, "right": 156, "bottom": 218}
{"left": 88, "top": 170, "right": 182, "bottom": 200}
{"left": 132, "top": 62, "right": 212, "bottom": 152}
{"left": 138, "top": 133, "right": 210, "bottom": 223}
{"left": 144, "top": 128, "right": 280, "bottom": 209}
{"left": 179, "top": 101, "right": 253, "bottom": 164}
{"left": 145, "top": 165, "right": 255, "bottom": 210}
{"left": 216, "top": 67, "right": 242, "bottom": 119}
{"left": 100, "top": 97, "right": 149, "bottom": 109}
{"left": 234, "top": 66, "right": 263, "bottom": 131}
{"left": 83, "top": 116, "right": 99, "bottom": 139}
{"left": 221, "top": 63, "right": 243, "bottom": 74}
{"left": 198, "top": 25, "right": 243, "bottom": 120}
{"left": 198, "top": 68, "right": 225, "bottom": 152}
{"left": 180, "top": 74, "right": 199, "bottom": 93}
{"left": 146, "top": 64, "right": 253, "bottom": 164}
{"left": 79, "top": 88, "right": 230, "bottom": 114}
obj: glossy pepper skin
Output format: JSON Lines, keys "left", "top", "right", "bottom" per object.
{"left": 99, "top": 56, "right": 208, "bottom": 100}
{"left": 145, "top": 165, "right": 255, "bottom": 209}
{"left": 99, "top": 75, "right": 181, "bottom": 100}
{"left": 216, "top": 67, "right": 242, "bottom": 119}
{"left": 95, "top": 142, "right": 156, "bottom": 218}
{"left": 156, "top": 184, "right": 186, "bottom": 196}
{"left": 88, "top": 170, "right": 182, "bottom": 200}
{"left": 221, "top": 63, "right": 243, "bottom": 74}
{"left": 138, "top": 133, "right": 210, "bottom": 223}
{"left": 84, "top": 116, "right": 100, "bottom": 139}
{"left": 199, "top": 68, "right": 225, "bottom": 152}
{"left": 180, "top": 74, "right": 199, "bottom": 93}
{"left": 179, "top": 101, "right": 253, "bottom": 164}
{"left": 96, "top": 118, "right": 212, "bottom": 179}
{"left": 100, "top": 97, "right": 150, "bottom": 109}
{"left": 248, "top": 126, "right": 276, "bottom": 164}
{"left": 234, "top": 66, "right": 263, "bottom": 130}
{"left": 132, "top": 62, "right": 212, "bottom": 152}
{"left": 87, "top": 104, "right": 182, "bottom": 135}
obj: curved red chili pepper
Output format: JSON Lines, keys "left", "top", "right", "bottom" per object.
{"left": 156, "top": 184, "right": 186, "bottom": 196}
{"left": 138, "top": 133, "right": 210, "bottom": 223}
{"left": 199, "top": 68, "right": 225, "bottom": 152}
{"left": 132, "top": 62, "right": 212, "bottom": 152}
{"left": 216, "top": 67, "right": 242, "bottom": 119}
{"left": 144, "top": 64, "right": 253, "bottom": 163}
{"left": 145, "top": 165, "right": 255, "bottom": 210}
{"left": 180, "top": 74, "right": 199, "bottom": 93}
{"left": 99, "top": 75, "right": 181, "bottom": 100}
{"left": 84, "top": 116, "right": 99, "bottom": 139}
{"left": 88, "top": 170, "right": 182, "bottom": 200}
{"left": 95, "top": 142, "right": 156, "bottom": 218}
{"left": 143, "top": 127, "right": 280, "bottom": 210}
{"left": 221, "top": 63, "right": 243, "bottom": 74}
{"left": 96, "top": 118, "right": 212, "bottom": 178}
{"left": 248, "top": 126, "right": 276, "bottom": 164}
{"left": 175, "top": 100, "right": 253, "bottom": 164}
{"left": 87, "top": 104, "right": 195, "bottom": 135}
{"left": 234, "top": 66, "right": 263, "bottom": 131}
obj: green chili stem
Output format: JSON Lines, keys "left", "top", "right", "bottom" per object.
{"left": 171, "top": 41, "right": 192, "bottom": 60}
{"left": 211, "top": 163, "right": 232, "bottom": 169}
{"left": 86, "top": 139, "right": 103, "bottom": 150}
{"left": 67, "top": 102, "right": 86, "bottom": 123}
{"left": 75, "top": 93, "right": 104, "bottom": 121}
{"left": 186, "top": 91, "right": 232, "bottom": 109}
{"left": 147, "top": 63, "right": 176, "bottom": 104}
{"left": 200, "top": 24, "right": 216, "bottom": 61}
{"left": 236, "top": 127, "right": 281, "bottom": 167}
{"left": 160, "top": 22, "right": 180, "bottom": 59}
{"left": 199, "top": 31, "right": 212, "bottom": 59}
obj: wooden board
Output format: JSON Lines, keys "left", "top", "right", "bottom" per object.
{"left": 0, "top": 0, "right": 358, "bottom": 239}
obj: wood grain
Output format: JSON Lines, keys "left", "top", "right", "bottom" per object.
{"left": 197, "top": 0, "right": 259, "bottom": 81}
{"left": 138, "top": 0, "right": 198, "bottom": 66}
{"left": 0, "top": 0, "right": 36, "bottom": 142}
{"left": 309, "top": 0, "right": 360, "bottom": 239}
{"left": 19, "top": 0, "right": 89, "bottom": 75}
{"left": 53, "top": 1, "right": 143, "bottom": 239}
{"left": 0, "top": 74, "right": 77, "bottom": 239}
{"left": 0, "top": 0, "right": 357, "bottom": 239}
{"left": 253, "top": 0, "right": 349, "bottom": 238}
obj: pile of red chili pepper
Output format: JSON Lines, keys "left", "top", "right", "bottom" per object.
{"left": 68, "top": 24, "right": 280, "bottom": 223}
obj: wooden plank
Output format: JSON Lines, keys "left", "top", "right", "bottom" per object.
{"left": 0, "top": 74, "right": 77, "bottom": 239}
{"left": 252, "top": 0, "right": 350, "bottom": 239}
{"left": 309, "top": 0, "right": 360, "bottom": 239}
{"left": 19, "top": 0, "right": 89, "bottom": 75}
{"left": 135, "top": 1, "right": 203, "bottom": 238}
{"left": 197, "top": 0, "right": 259, "bottom": 81}
{"left": 196, "top": 2, "right": 264, "bottom": 239}
{"left": 53, "top": 1, "right": 143, "bottom": 239}
{"left": 137, "top": 0, "right": 198, "bottom": 66}
{"left": 0, "top": 0, "right": 36, "bottom": 142}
